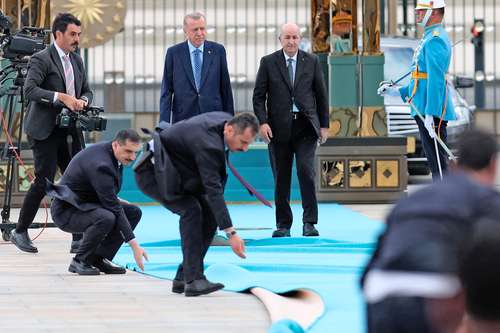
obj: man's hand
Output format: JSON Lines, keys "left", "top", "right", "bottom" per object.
{"left": 58, "top": 93, "right": 86, "bottom": 111}
{"left": 259, "top": 124, "right": 273, "bottom": 144}
{"left": 128, "top": 239, "right": 149, "bottom": 271}
{"left": 424, "top": 114, "right": 437, "bottom": 139}
{"left": 377, "top": 81, "right": 400, "bottom": 97}
{"left": 319, "top": 128, "right": 329, "bottom": 144}
{"left": 228, "top": 234, "right": 246, "bottom": 259}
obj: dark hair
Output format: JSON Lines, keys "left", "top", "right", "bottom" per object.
{"left": 435, "top": 8, "right": 445, "bottom": 16}
{"left": 113, "top": 129, "right": 141, "bottom": 145}
{"left": 227, "top": 112, "right": 259, "bottom": 135}
{"left": 457, "top": 128, "right": 498, "bottom": 170}
{"left": 460, "top": 220, "right": 500, "bottom": 321}
{"left": 52, "top": 13, "right": 81, "bottom": 39}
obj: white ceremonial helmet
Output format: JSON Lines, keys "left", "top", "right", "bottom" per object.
{"left": 416, "top": 0, "right": 446, "bottom": 9}
{"left": 416, "top": 0, "right": 445, "bottom": 26}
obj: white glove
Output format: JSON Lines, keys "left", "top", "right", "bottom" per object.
{"left": 424, "top": 114, "right": 437, "bottom": 139}
{"left": 377, "top": 82, "right": 400, "bottom": 97}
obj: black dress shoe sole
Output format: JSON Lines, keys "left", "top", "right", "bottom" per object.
{"left": 11, "top": 238, "right": 38, "bottom": 253}
{"left": 68, "top": 264, "right": 100, "bottom": 276}
{"left": 99, "top": 268, "right": 126, "bottom": 274}
{"left": 184, "top": 284, "right": 224, "bottom": 297}
{"left": 303, "top": 231, "right": 320, "bottom": 237}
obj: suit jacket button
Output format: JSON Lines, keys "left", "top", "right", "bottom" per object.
{"left": 197, "top": 93, "right": 200, "bottom": 97}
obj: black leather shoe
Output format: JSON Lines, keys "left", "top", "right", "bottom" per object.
{"left": 172, "top": 279, "right": 185, "bottom": 294}
{"left": 93, "top": 258, "right": 126, "bottom": 274}
{"left": 10, "top": 230, "right": 38, "bottom": 253}
{"left": 68, "top": 258, "right": 100, "bottom": 275}
{"left": 303, "top": 223, "right": 319, "bottom": 237}
{"left": 272, "top": 228, "right": 291, "bottom": 237}
{"left": 70, "top": 240, "right": 81, "bottom": 254}
{"left": 184, "top": 279, "right": 224, "bottom": 297}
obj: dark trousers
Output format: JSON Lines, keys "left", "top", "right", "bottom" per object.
{"left": 415, "top": 116, "right": 448, "bottom": 182}
{"left": 269, "top": 116, "right": 318, "bottom": 229}
{"left": 17, "top": 128, "right": 82, "bottom": 242}
{"left": 164, "top": 195, "right": 218, "bottom": 283}
{"left": 50, "top": 199, "right": 141, "bottom": 263}
{"left": 367, "top": 297, "right": 437, "bottom": 333}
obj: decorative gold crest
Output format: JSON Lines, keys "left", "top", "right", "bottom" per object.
{"left": 51, "top": 0, "right": 126, "bottom": 48}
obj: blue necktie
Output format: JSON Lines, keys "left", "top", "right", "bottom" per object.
{"left": 193, "top": 49, "right": 202, "bottom": 90}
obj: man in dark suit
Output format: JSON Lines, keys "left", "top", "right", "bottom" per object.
{"left": 135, "top": 112, "right": 258, "bottom": 296}
{"left": 10, "top": 13, "right": 93, "bottom": 253}
{"left": 361, "top": 128, "right": 500, "bottom": 333}
{"left": 253, "top": 22, "right": 329, "bottom": 238}
{"left": 47, "top": 129, "right": 148, "bottom": 275}
{"left": 159, "top": 12, "right": 234, "bottom": 123}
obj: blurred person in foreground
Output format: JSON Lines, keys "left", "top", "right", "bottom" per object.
{"left": 361, "top": 128, "right": 500, "bottom": 333}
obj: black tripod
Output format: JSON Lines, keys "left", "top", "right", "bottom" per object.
{"left": 0, "top": 60, "right": 55, "bottom": 241}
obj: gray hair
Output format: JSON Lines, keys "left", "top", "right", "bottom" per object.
{"left": 183, "top": 12, "right": 206, "bottom": 27}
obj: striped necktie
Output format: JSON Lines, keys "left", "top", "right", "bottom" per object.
{"left": 193, "top": 49, "right": 202, "bottom": 91}
{"left": 62, "top": 54, "right": 75, "bottom": 97}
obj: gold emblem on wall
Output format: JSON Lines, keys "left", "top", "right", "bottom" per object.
{"left": 376, "top": 160, "right": 399, "bottom": 188}
{"left": 50, "top": 0, "right": 126, "bottom": 48}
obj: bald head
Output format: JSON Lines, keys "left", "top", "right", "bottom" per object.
{"left": 279, "top": 22, "right": 301, "bottom": 57}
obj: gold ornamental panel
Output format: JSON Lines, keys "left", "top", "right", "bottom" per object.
{"left": 376, "top": 160, "right": 399, "bottom": 188}
{"left": 320, "top": 159, "right": 344, "bottom": 189}
{"left": 18, "top": 164, "right": 34, "bottom": 192}
{"left": 51, "top": 0, "right": 127, "bottom": 49}
{"left": 348, "top": 160, "right": 371, "bottom": 188}
{"left": 0, "top": 165, "right": 7, "bottom": 192}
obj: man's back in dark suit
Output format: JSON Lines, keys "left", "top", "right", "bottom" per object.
{"left": 159, "top": 13, "right": 234, "bottom": 123}
{"left": 11, "top": 13, "right": 94, "bottom": 253}
{"left": 362, "top": 129, "right": 500, "bottom": 333}
{"left": 252, "top": 23, "right": 329, "bottom": 237}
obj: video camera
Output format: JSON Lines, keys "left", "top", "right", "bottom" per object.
{"left": 0, "top": 10, "right": 47, "bottom": 61}
{"left": 56, "top": 105, "right": 107, "bottom": 132}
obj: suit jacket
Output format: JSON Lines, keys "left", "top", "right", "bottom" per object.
{"left": 46, "top": 142, "right": 135, "bottom": 242}
{"left": 253, "top": 49, "right": 329, "bottom": 142}
{"left": 24, "top": 44, "right": 93, "bottom": 141}
{"left": 159, "top": 40, "right": 234, "bottom": 123}
{"left": 136, "top": 112, "right": 233, "bottom": 229}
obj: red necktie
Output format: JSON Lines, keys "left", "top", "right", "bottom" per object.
{"left": 225, "top": 151, "right": 273, "bottom": 208}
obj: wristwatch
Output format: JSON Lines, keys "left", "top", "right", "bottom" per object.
{"left": 226, "top": 230, "right": 237, "bottom": 239}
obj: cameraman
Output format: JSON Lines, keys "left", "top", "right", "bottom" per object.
{"left": 10, "top": 13, "right": 93, "bottom": 253}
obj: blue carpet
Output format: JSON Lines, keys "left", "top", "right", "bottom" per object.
{"left": 114, "top": 204, "right": 384, "bottom": 333}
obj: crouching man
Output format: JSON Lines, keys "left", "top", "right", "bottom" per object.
{"left": 47, "top": 129, "right": 148, "bottom": 275}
